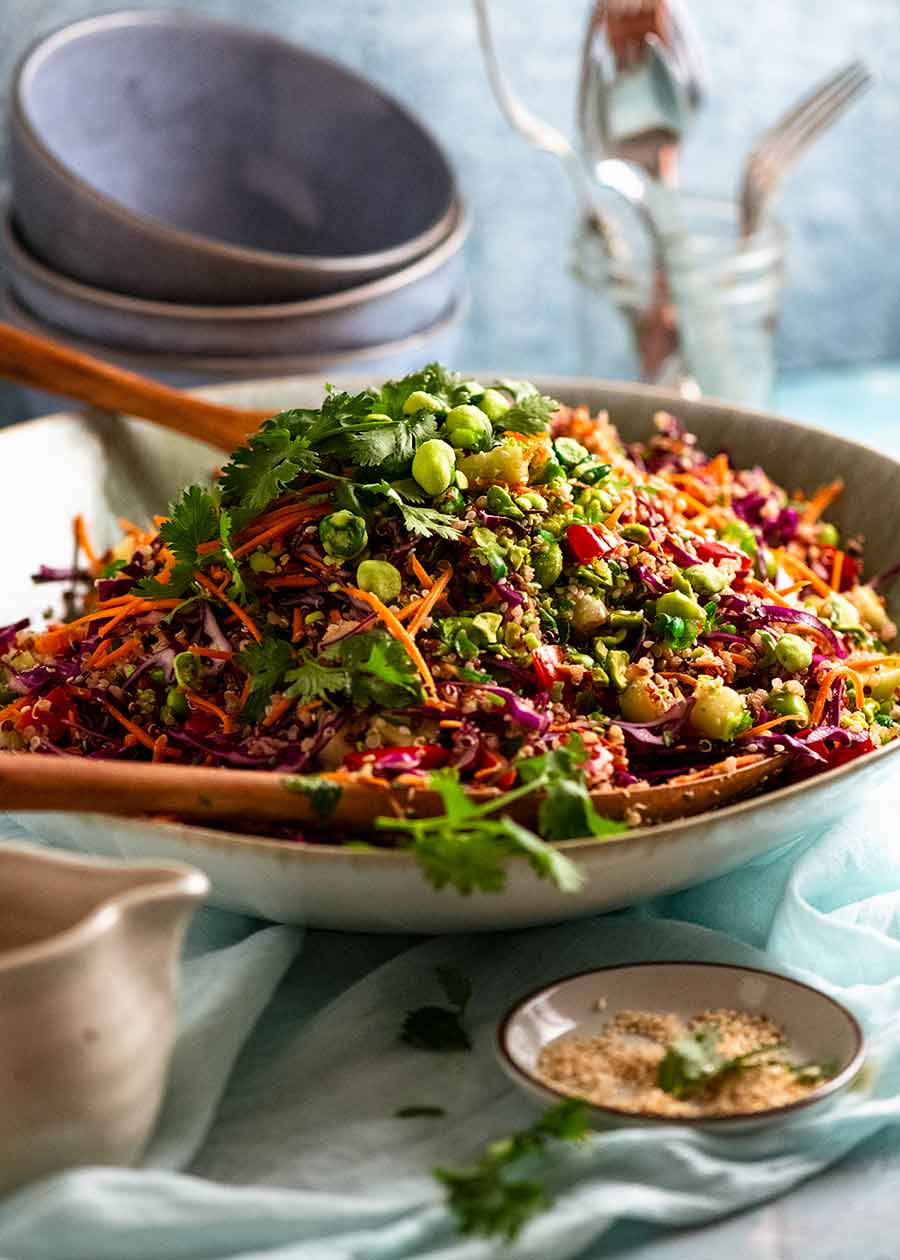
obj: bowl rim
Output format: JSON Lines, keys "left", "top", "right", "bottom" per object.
{"left": 2, "top": 377, "right": 899, "bottom": 869}
{"left": 0, "top": 285, "right": 469, "bottom": 373}
{"left": 496, "top": 960, "right": 867, "bottom": 1126}
{"left": 2, "top": 198, "right": 470, "bottom": 320}
{"left": 11, "top": 7, "right": 458, "bottom": 277}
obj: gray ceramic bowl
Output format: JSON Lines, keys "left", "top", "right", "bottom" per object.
{"left": 0, "top": 285, "right": 467, "bottom": 404}
{"left": 10, "top": 9, "right": 457, "bottom": 303}
{"left": 1, "top": 201, "right": 469, "bottom": 357}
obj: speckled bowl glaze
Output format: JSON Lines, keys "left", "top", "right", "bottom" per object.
{"left": 3, "top": 376, "right": 900, "bottom": 932}
{"left": 10, "top": 9, "right": 457, "bottom": 302}
{"left": 0, "top": 844, "right": 207, "bottom": 1193}
{"left": 497, "top": 962, "right": 866, "bottom": 1133}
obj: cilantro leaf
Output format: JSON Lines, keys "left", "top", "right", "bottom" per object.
{"left": 348, "top": 412, "right": 439, "bottom": 472}
{"left": 282, "top": 657, "right": 352, "bottom": 704}
{"left": 518, "top": 736, "right": 629, "bottom": 842}
{"left": 325, "top": 630, "right": 423, "bottom": 708}
{"left": 376, "top": 767, "right": 584, "bottom": 895}
{"left": 135, "top": 484, "right": 220, "bottom": 598}
{"left": 219, "top": 424, "right": 320, "bottom": 521}
{"left": 656, "top": 1025, "right": 792, "bottom": 1100}
{"left": 434, "top": 1098, "right": 589, "bottom": 1242}
{"left": 494, "top": 392, "right": 560, "bottom": 436}
{"left": 238, "top": 636, "right": 295, "bottom": 723}
{"left": 282, "top": 774, "right": 343, "bottom": 818}
{"left": 401, "top": 965, "right": 473, "bottom": 1052}
{"left": 396, "top": 503, "right": 463, "bottom": 540}
{"left": 395, "top": 1105, "right": 446, "bottom": 1118}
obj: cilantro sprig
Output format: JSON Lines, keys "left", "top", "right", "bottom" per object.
{"left": 376, "top": 736, "right": 625, "bottom": 895}
{"left": 283, "top": 629, "right": 423, "bottom": 709}
{"left": 135, "top": 485, "right": 244, "bottom": 601}
{"left": 435, "top": 1099, "right": 589, "bottom": 1242}
{"left": 656, "top": 1025, "right": 790, "bottom": 1099}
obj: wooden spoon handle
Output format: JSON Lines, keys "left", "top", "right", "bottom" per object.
{"left": 0, "top": 752, "right": 787, "bottom": 832}
{"left": 0, "top": 321, "right": 272, "bottom": 451}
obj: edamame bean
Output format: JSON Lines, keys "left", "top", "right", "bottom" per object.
{"left": 684, "top": 563, "right": 727, "bottom": 597}
{"left": 532, "top": 541, "right": 563, "bottom": 589}
{"left": 356, "top": 560, "right": 402, "bottom": 603}
{"left": 412, "top": 439, "right": 456, "bottom": 496}
{"left": 767, "top": 689, "right": 811, "bottom": 723}
{"left": 688, "top": 678, "right": 747, "bottom": 740}
{"left": 480, "top": 388, "right": 511, "bottom": 419}
{"left": 402, "top": 391, "right": 445, "bottom": 415}
{"left": 444, "top": 404, "right": 492, "bottom": 451}
{"left": 773, "top": 633, "right": 813, "bottom": 673}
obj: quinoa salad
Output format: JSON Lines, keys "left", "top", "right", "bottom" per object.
{"left": 2, "top": 365, "right": 899, "bottom": 891}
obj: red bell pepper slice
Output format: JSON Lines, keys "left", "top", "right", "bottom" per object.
{"left": 532, "top": 644, "right": 566, "bottom": 689}
{"left": 566, "top": 523, "right": 610, "bottom": 563}
{"left": 343, "top": 744, "right": 448, "bottom": 773}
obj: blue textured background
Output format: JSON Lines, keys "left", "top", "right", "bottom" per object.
{"left": 1, "top": 0, "right": 898, "bottom": 380}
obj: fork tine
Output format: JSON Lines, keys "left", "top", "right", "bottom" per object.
{"left": 755, "top": 64, "right": 872, "bottom": 174}
{"left": 751, "top": 60, "right": 870, "bottom": 160}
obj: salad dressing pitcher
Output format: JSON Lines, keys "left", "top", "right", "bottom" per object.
{"left": 0, "top": 843, "right": 207, "bottom": 1194}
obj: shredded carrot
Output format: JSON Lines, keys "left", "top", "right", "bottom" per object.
{"left": 261, "top": 695, "right": 294, "bottom": 728}
{"left": 408, "top": 565, "right": 453, "bottom": 637}
{"left": 193, "top": 570, "right": 262, "bottom": 644}
{"left": 73, "top": 513, "right": 99, "bottom": 570}
{"left": 117, "top": 516, "right": 146, "bottom": 536}
{"left": 781, "top": 621, "right": 837, "bottom": 653}
{"left": 809, "top": 666, "right": 865, "bottom": 727}
{"left": 776, "top": 580, "right": 807, "bottom": 597}
{"left": 741, "top": 714, "right": 801, "bottom": 739}
{"left": 186, "top": 692, "right": 234, "bottom": 733}
{"left": 410, "top": 554, "right": 434, "bottom": 589}
{"left": 705, "top": 453, "right": 730, "bottom": 486}
{"left": 830, "top": 549, "right": 845, "bottom": 591}
{"left": 293, "top": 700, "right": 322, "bottom": 719}
{"left": 88, "top": 636, "right": 139, "bottom": 669}
{"left": 801, "top": 478, "right": 844, "bottom": 525}
{"left": 97, "top": 600, "right": 148, "bottom": 640}
{"left": 603, "top": 498, "right": 630, "bottom": 530}
{"left": 773, "top": 551, "right": 832, "bottom": 598}
{"left": 237, "top": 675, "right": 253, "bottom": 713}
{"left": 233, "top": 504, "right": 331, "bottom": 558}
{"left": 265, "top": 574, "right": 320, "bottom": 589}
{"left": 195, "top": 539, "right": 223, "bottom": 556}
{"left": 741, "top": 578, "right": 793, "bottom": 608}
{"left": 0, "top": 698, "right": 29, "bottom": 725}
{"left": 847, "top": 654, "right": 900, "bottom": 669}
{"left": 439, "top": 719, "right": 464, "bottom": 730}
{"left": 291, "top": 607, "right": 304, "bottom": 643}
{"left": 344, "top": 586, "right": 438, "bottom": 699}
{"left": 668, "top": 754, "right": 765, "bottom": 784}
{"left": 395, "top": 598, "right": 424, "bottom": 623}
{"left": 187, "top": 646, "right": 234, "bottom": 661}
{"left": 658, "top": 672, "right": 700, "bottom": 687}
{"left": 151, "top": 734, "right": 169, "bottom": 763}
{"left": 98, "top": 698, "right": 157, "bottom": 751}
{"left": 728, "top": 652, "right": 755, "bottom": 669}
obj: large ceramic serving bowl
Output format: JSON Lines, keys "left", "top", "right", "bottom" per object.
{"left": 10, "top": 10, "right": 457, "bottom": 302}
{"left": 2, "top": 376, "right": 899, "bottom": 932}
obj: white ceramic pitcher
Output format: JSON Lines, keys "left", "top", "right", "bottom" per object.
{"left": 0, "top": 843, "right": 208, "bottom": 1195}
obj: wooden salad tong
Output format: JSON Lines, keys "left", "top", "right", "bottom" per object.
{"left": 0, "top": 320, "right": 270, "bottom": 451}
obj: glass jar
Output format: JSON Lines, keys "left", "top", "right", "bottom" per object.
{"left": 572, "top": 197, "right": 785, "bottom": 407}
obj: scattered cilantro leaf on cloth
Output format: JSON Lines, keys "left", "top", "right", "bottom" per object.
{"left": 402, "top": 965, "right": 473, "bottom": 1052}
{"left": 395, "top": 1105, "right": 447, "bottom": 1119}
{"left": 282, "top": 774, "right": 343, "bottom": 819}
{"left": 238, "top": 636, "right": 294, "bottom": 723}
{"left": 435, "top": 1099, "right": 589, "bottom": 1242}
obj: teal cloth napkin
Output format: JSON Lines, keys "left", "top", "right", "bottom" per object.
{"left": 2, "top": 786, "right": 900, "bottom": 1260}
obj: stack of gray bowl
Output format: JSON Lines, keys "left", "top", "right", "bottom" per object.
{"left": 3, "top": 9, "right": 468, "bottom": 394}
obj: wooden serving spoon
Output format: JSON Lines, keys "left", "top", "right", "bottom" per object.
{"left": 0, "top": 752, "right": 788, "bottom": 833}
{"left": 0, "top": 321, "right": 270, "bottom": 451}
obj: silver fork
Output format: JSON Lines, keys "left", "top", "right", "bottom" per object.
{"left": 739, "top": 59, "right": 873, "bottom": 238}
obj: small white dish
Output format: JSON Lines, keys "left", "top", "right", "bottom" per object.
{"left": 497, "top": 962, "right": 866, "bottom": 1133}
